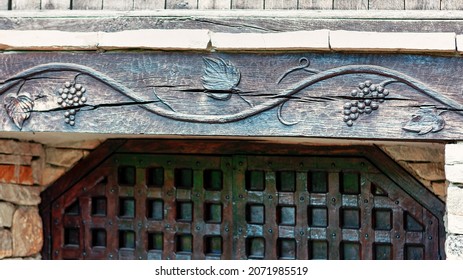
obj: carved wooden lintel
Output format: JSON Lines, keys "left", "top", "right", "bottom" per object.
{"left": 1, "top": 52, "right": 463, "bottom": 140}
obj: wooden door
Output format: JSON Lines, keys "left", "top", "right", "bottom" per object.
{"left": 42, "top": 140, "right": 444, "bottom": 260}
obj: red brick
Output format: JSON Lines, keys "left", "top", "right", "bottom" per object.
{"left": 18, "top": 166, "right": 34, "bottom": 186}
{"left": 0, "top": 164, "right": 15, "bottom": 184}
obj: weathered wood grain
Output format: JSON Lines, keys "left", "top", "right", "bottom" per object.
{"left": 133, "top": 0, "right": 165, "bottom": 9}
{"left": 11, "top": 0, "right": 40, "bottom": 10}
{"left": 72, "top": 0, "right": 103, "bottom": 10}
{"left": 0, "top": 0, "right": 9, "bottom": 10}
{"left": 232, "top": 0, "right": 264, "bottom": 9}
{"left": 405, "top": 0, "right": 440, "bottom": 10}
{"left": 298, "top": 0, "right": 332, "bottom": 9}
{"left": 198, "top": 0, "right": 231, "bottom": 9}
{"left": 441, "top": 0, "right": 463, "bottom": 10}
{"left": 166, "top": 0, "right": 198, "bottom": 9}
{"left": 103, "top": 0, "right": 134, "bottom": 10}
{"left": 1, "top": 52, "right": 463, "bottom": 140}
{"left": 2, "top": 12, "right": 463, "bottom": 33}
{"left": 41, "top": 0, "right": 70, "bottom": 10}
{"left": 334, "top": 0, "right": 368, "bottom": 9}
{"left": 265, "top": 0, "right": 297, "bottom": 9}
{"left": 369, "top": 0, "right": 404, "bottom": 10}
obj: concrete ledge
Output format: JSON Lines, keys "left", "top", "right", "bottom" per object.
{"left": 211, "top": 30, "right": 330, "bottom": 51}
{"left": 330, "top": 31, "right": 456, "bottom": 53}
{"left": 0, "top": 30, "right": 98, "bottom": 50}
{"left": 0, "top": 29, "right": 460, "bottom": 54}
{"left": 458, "top": 35, "right": 463, "bottom": 53}
{"left": 98, "top": 29, "right": 210, "bottom": 50}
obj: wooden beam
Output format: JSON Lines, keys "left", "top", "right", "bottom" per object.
{"left": 405, "top": 0, "right": 440, "bottom": 10}
{"left": 42, "top": 0, "right": 71, "bottom": 10}
{"left": 298, "top": 0, "right": 333, "bottom": 9}
{"left": 369, "top": 0, "right": 404, "bottom": 10}
{"left": 133, "top": 0, "right": 165, "bottom": 9}
{"left": 0, "top": 52, "right": 463, "bottom": 140}
{"left": 198, "top": 0, "right": 231, "bottom": 9}
{"left": 72, "top": 0, "right": 103, "bottom": 10}
{"left": 11, "top": 0, "right": 41, "bottom": 10}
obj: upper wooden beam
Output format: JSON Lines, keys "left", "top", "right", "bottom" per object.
{"left": 1, "top": 10, "right": 463, "bottom": 33}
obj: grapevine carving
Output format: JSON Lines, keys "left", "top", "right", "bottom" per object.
{"left": 0, "top": 58, "right": 462, "bottom": 135}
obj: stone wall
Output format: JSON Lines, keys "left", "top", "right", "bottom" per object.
{"left": 0, "top": 138, "right": 101, "bottom": 259}
{"left": 445, "top": 142, "right": 463, "bottom": 260}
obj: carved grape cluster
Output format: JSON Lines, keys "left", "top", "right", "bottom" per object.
{"left": 56, "top": 81, "right": 87, "bottom": 126}
{"left": 343, "top": 80, "right": 389, "bottom": 127}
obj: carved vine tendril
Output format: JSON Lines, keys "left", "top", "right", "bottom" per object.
{"left": 1, "top": 59, "right": 462, "bottom": 134}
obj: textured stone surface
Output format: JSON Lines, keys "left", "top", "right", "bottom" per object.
{"left": 447, "top": 184, "right": 463, "bottom": 216}
{"left": 445, "top": 164, "right": 463, "bottom": 184}
{"left": 211, "top": 30, "right": 330, "bottom": 50}
{"left": 0, "top": 229, "right": 13, "bottom": 259}
{"left": 405, "top": 162, "right": 445, "bottom": 182}
{"left": 457, "top": 35, "right": 463, "bottom": 53}
{"left": 41, "top": 165, "right": 67, "bottom": 186}
{"left": 446, "top": 234, "right": 463, "bottom": 260}
{"left": 0, "top": 30, "right": 98, "bottom": 50}
{"left": 0, "top": 202, "right": 15, "bottom": 228}
{"left": 446, "top": 142, "right": 463, "bottom": 165}
{"left": 12, "top": 206, "right": 43, "bottom": 257}
{"left": 447, "top": 214, "right": 463, "bottom": 234}
{"left": 380, "top": 144, "right": 444, "bottom": 162}
{"left": 0, "top": 154, "right": 33, "bottom": 165}
{"left": 49, "top": 139, "right": 103, "bottom": 150}
{"left": 0, "top": 140, "right": 43, "bottom": 156}
{"left": 330, "top": 31, "right": 456, "bottom": 52}
{"left": 98, "top": 29, "right": 210, "bottom": 50}
{"left": 432, "top": 181, "right": 447, "bottom": 199}
{"left": 0, "top": 184, "right": 41, "bottom": 205}
{"left": 45, "top": 147, "right": 85, "bottom": 167}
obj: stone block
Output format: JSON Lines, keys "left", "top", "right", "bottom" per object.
{"left": 12, "top": 206, "right": 43, "bottom": 257}
{"left": 0, "top": 229, "right": 13, "bottom": 259}
{"left": 0, "top": 184, "right": 41, "bottom": 206}
{"left": 457, "top": 35, "right": 463, "bottom": 54}
{"left": 445, "top": 143, "right": 463, "bottom": 165}
{"left": 445, "top": 164, "right": 463, "bottom": 184}
{"left": 446, "top": 234, "right": 463, "bottom": 260}
{"left": 0, "top": 164, "right": 16, "bottom": 184}
{"left": 0, "top": 140, "right": 43, "bottom": 156}
{"left": 98, "top": 29, "right": 210, "bottom": 50}
{"left": 432, "top": 181, "right": 447, "bottom": 199}
{"left": 403, "top": 162, "right": 445, "bottom": 182}
{"left": 330, "top": 31, "right": 456, "bottom": 53}
{"left": 211, "top": 30, "right": 330, "bottom": 51}
{"left": 49, "top": 139, "right": 103, "bottom": 150}
{"left": 41, "top": 165, "right": 67, "bottom": 186}
{"left": 45, "top": 147, "right": 85, "bottom": 168}
{"left": 0, "top": 202, "right": 15, "bottom": 228}
{"left": 0, "top": 30, "right": 98, "bottom": 50}
{"left": 447, "top": 184, "right": 463, "bottom": 216}
{"left": 447, "top": 214, "right": 463, "bottom": 234}
{"left": 18, "top": 166, "right": 34, "bottom": 186}
{"left": 0, "top": 154, "right": 33, "bottom": 165}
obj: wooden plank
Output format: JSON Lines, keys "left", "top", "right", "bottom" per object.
{"left": 198, "top": 0, "right": 230, "bottom": 9}
{"left": 41, "top": 0, "right": 71, "bottom": 10}
{"left": 298, "top": 0, "right": 333, "bottom": 9}
{"left": 369, "top": 0, "right": 404, "bottom": 10}
{"left": 232, "top": 0, "right": 264, "bottom": 9}
{"left": 334, "top": 0, "right": 368, "bottom": 9}
{"left": 103, "top": 0, "right": 134, "bottom": 10}
{"left": 2, "top": 53, "right": 463, "bottom": 140}
{"left": 166, "top": 0, "right": 198, "bottom": 9}
{"left": 11, "top": 0, "right": 41, "bottom": 10}
{"left": 133, "top": 0, "right": 165, "bottom": 9}
{"left": 72, "top": 0, "right": 103, "bottom": 9}
{"left": 405, "top": 0, "right": 440, "bottom": 10}
{"left": 441, "top": 0, "right": 463, "bottom": 9}
{"left": 265, "top": 0, "right": 297, "bottom": 9}
{"left": 0, "top": 0, "right": 9, "bottom": 10}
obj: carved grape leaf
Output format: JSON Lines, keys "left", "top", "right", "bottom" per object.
{"left": 4, "top": 92, "right": 34, "bottom": 129}
{"left": 201, "top": 57, "right": 241, "bottom": 100}
{"left": 402, "top": 107, "right": 445, "bottom": 135}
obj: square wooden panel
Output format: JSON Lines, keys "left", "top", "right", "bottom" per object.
{"left": 146, "top": 167, "right": 164, "bottom": 188}
{"left": 246, "top": 204, "right": 265, "bottom": 225}
{"left": 373, "top": 209, "right": 392, "bottom": 230}
{"left": 309, "top": 171, "right": 328, "bottom": 193}
{"left": 246, "top": 237, "right": 265, "bottom": 259}
{"left": 341, "top": 242, "right": 361, "bottom": 260}
{"left": 341, "top": 172, "right": 360, "bottom": 194}
{"left": 176, "top": 201, "right": 193, "bottom": 222}
{"left": 64, "top": 228, "right": 79, "bottom": 247}
{"left": 278, "top": 205, "right": 296, "bottom": 226}
{"left": 309, "top": 240, "right": 328, "bottom": 260}
{"left": 118, "top": 166, "right": 136, "bottom": 186}
{"left": 374, "top": 243, "right": 392, "bottom": 260}
{"left": 91, "top": 228, "right": 106, "bottom": 247}
{"left": 277, "top": 238, "right": 296, "bottom": 259}
{"left": 341, "top": 208, "right": 360, "bottom": 229}
{"left": 204, "top": 236, "right": 222, "bottom": 256}
{"left": 205, "top": 203, "right": 222, "bottom": 224}
{"left": 276, "top": 171, "right": 296, "bottom": 192}
{"left": 91, "top": 197, "right": 107, "bottom": 216}
{"left": 148, "top": 232, "right": 163, "bottom": 251}
{"left": 147, "top": 199, "right": 164, "bottom": 220}
{"left": 308, "top": 206, "right": 328, "bottom": 228}
{"left": 204, "top": 169, "right": 223, "bottom": 191}
{"left": 246, "top": 170, "right": 265, "bottom": 191}
{"left": 175, "top": 168, "right": 193, "bottom": 189}
{"left": 119, "top": 198, "right": 135, "bottom": 218}
{"left": 176, "top": 234, "right": 193, "bottom": 253}
{"left": 119, "top": 230, "right": 135, "bottom": 249}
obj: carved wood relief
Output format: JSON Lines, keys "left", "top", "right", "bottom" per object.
{"left": 0, "top": 52, "right": 462, "bottom": 139}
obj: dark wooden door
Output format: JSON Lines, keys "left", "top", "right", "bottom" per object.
{"left": 44, "top": 142, "right": 443, "bottom": 260}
